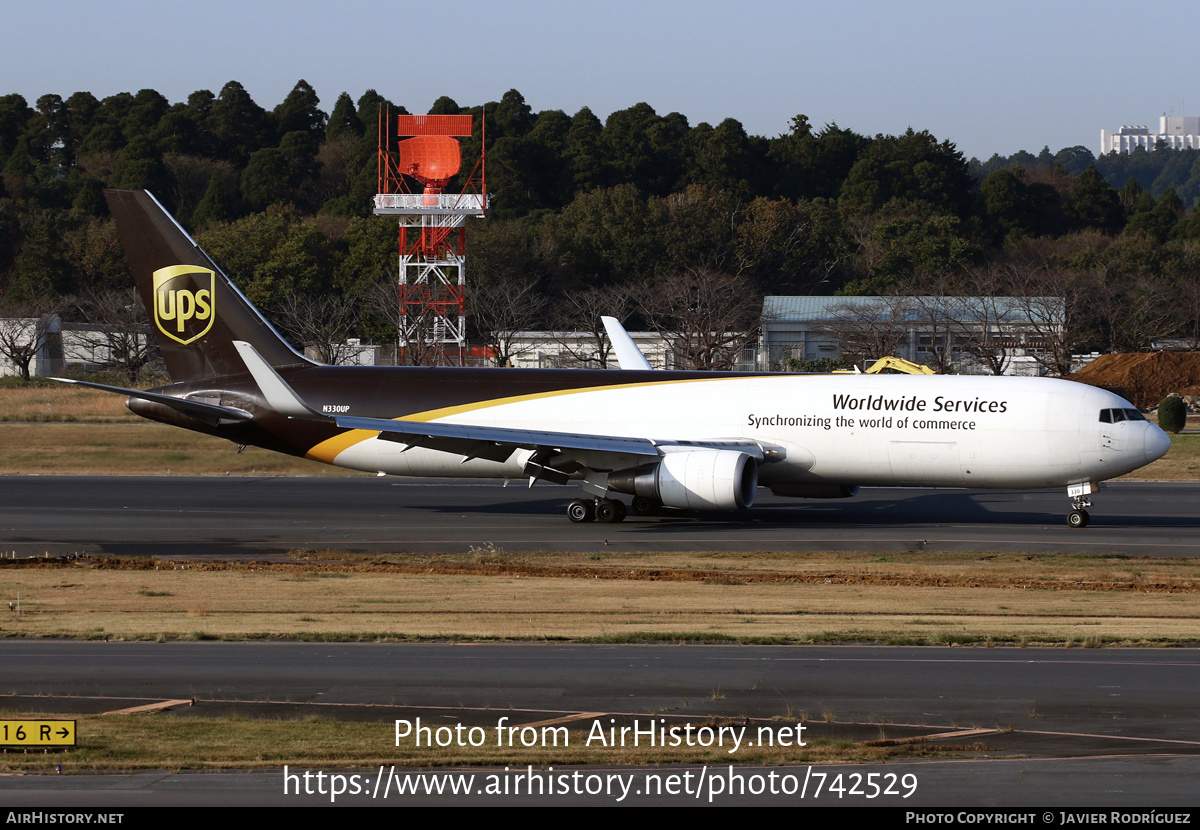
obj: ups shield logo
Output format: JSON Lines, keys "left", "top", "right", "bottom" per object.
{"left": 152, "top": 265, "right": 215, "bottom": 345}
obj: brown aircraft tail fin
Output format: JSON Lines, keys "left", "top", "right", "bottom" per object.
{"left": 105, "top": 189, "right": 315, "bottom": 383}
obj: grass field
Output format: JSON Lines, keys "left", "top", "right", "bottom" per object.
{"left": 0, "top": 422, "right": 365, "bottom": 476}
{"left": 4, "top": 550, "right": 1198, "bottom": 646}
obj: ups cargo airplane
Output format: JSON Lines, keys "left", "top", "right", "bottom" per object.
{"left": 59, "top": 190, "right": 1171, "bottom": 528}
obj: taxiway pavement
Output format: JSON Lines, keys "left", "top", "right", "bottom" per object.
{"left": 2, "top": 476, "right": 1198, "bottom": 557}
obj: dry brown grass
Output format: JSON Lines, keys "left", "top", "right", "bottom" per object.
{"left": 0, "top": 422, "right": 365, "bottom": 476}
{"left": 0, "top": 384, "right": 138, "bottom": 423}
{"left": 3, "top": 551, "right": 1199, "bottom": 645}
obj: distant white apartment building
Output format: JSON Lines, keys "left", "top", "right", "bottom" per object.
{"left": 1101, "top": 116, "right": 1200, "bottom": 155}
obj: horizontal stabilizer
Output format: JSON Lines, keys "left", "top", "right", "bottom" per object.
{"left": 50, "top": 378, "right": 253, "bottom": 427}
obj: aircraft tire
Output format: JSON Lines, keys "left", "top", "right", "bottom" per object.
{"left": 568, "top": 499, "right": 596, "bottom": 523}
{"left": 631, "top": 496, "right": 660, "bottom": 516}
{"left": 1067, "top": 508, "right": 1090, "bottom": 529}
{"left": 596, "top": 498, "right": 625, "bottom": 523}
{"left": 610, "top": 499, "right": 626, "bottom": 522}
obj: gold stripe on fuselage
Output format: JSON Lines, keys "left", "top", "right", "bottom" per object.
{"left": 303, "top": 374, "right": 747, "bottom": 464}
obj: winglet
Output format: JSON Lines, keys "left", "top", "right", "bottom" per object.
{"left": 232, "top": 340, "right": 325, "bottom": 419}
{"left": 601, "top": 316, "right": 653, "bottom": 370}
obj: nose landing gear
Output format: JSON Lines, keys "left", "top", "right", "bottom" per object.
{"left": 1067, "top": 506, "right": 1090, "bottom": 528}
{"left": 1066, "top": 481, "right": 1097, "bottom": 528}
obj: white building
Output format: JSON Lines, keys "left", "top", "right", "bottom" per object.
{"left": 1101, "top": 116, "right": 1200, "bottom": 155}
{"left": 0, "top": 316, "right": 156, "bottom": 378}
{"left": 502, "top": 331, "right": 672, "bottom": 370}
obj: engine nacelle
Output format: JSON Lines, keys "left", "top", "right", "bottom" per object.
{"left": 608, "top": 449, "right": 758, "bottom": 510}
{"left": 769, "top": 483, "right": 860, "bottom": 499}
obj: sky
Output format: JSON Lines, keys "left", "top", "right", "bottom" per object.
{"left": 4, "top": 0, "right": 1197, "bottom": 162}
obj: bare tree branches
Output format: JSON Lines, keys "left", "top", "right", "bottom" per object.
{"left": 271, "top": 293, "right": 363, "bottom": 365}
{"left": 637, "top": 267, "right": 761, "bottom": 370}
{"left": 817, "top": 295, "right": 912, "bottom": 366}
{"left": 0, "top": 295, "right": 59, "bottom": 381}
{"left": 544, "top": 285, "right": 636, "bottom": 369}
{"left": 72, "top": 288, "right": 157, "bottom": 384}
{"left": 998, "top": 263, "right": 1076, "bottom": 376}
{"left": 470, "top": 277, "right": 549, "bottom": 367}
{"left": 952, "top": 267, "right": 1025, "bottom": 375}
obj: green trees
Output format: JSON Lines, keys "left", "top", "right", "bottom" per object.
{"left": 273, "top": 80, "right": 326, "bottom": 139}
{"left": 108, "top": 136, "right": 170, "bottom": 194}
{"left": 197, "top": 208, "right": 335, "bottom": 307}
{"left": 326, "top": 92, "right": 363, "bottom": 142}
{"left": 3, "top": 78, "right": 1200, "bottom": 370}
{"left": 208, "top": 81, "right": 270, "bottom": 164}
{"left": 1069, "top": 167, "right": 1123, "bottom": 232}
{"left": 563, "top": 107, "right": 606, "bottom": 194}
{"left": 688, "top": 118, "right": 764, "bottom": 197}
{"left": 979, "top": 168, "right": 1064, "bottom": 241}
{"left": 191, "top": 172, "right": 236, "bottom": 230}
{"left": 240, "top": 130, "right": 321, "bottom": 211}
{"left": 840, "top": 129, "right": 974, "bottom": 219}
{"left": 601, "top": 103, "right": 688, "bottom": 197}
{"left": 770, "top": 116, "right": 867, "bottom": 201}
{"left": 0, "top": 94, "right": 33, "bottom": 167}
{"left": 1126, "top": 188, "right": 1184, "bottom": 242}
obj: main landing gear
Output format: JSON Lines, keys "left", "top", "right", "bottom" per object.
{"left": 567, "top": 497, "right": 627, "bottom": 523}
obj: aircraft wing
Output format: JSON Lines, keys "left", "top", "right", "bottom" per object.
{"left": 232, "top": 341, "right": 764, "bottom": 477}
{"left": 332, "top": 413, "right": 660, "bottom": 459}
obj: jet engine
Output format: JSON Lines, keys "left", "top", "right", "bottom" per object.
{"left": 608, "top": 449, "right": 758, "bottom": 510}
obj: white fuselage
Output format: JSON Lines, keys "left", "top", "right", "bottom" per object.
{"left": 324, "top": 374, "right": 1170, "bottom": 490}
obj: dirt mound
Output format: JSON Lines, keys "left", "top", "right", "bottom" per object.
{"left": 1068, "top": 352, "right": 1200, "bottom": 408}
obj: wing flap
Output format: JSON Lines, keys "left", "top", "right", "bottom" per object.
{"left": 335, "top": 413, "right": 661, "bottom": 459}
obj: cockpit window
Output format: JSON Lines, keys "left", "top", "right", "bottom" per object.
{"left": 1099, "top": 408, "right": 1146, "bottom": 423}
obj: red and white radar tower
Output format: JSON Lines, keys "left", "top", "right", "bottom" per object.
{"left": 374, "top": 111, "right": 487, "bottom": 365}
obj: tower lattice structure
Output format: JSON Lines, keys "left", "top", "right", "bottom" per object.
{"left": 374, "top": 111, "right": 487, "bottom": 365}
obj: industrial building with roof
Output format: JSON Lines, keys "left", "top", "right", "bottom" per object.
{"left": 759, "top": 295, "right": 1066, "bottom": 375}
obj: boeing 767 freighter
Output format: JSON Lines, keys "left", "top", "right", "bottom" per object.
{"left": 57, "top": 190, "right": 1171, "bottom": 527}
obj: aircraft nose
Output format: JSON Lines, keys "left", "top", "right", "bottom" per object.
{"left": 1144, "top": 422, "right": 1172, "bottom": 463}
